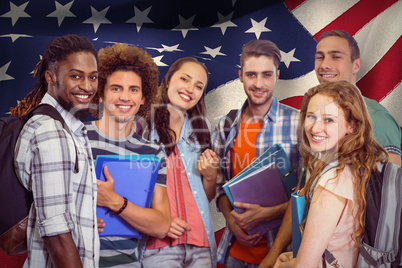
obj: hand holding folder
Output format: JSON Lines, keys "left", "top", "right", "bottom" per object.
{"left": 228, "top": 162, "right": 288, "bottom": 235}
{"left": 291, "top": 191, "right": 306, "bottom": 257}
{"left": 223, "top": 144, "right": 298, "bottom": 235}
{"left": 95, "top": 155, "right": 161, "bottom": 238}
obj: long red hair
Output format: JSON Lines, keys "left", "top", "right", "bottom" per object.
{"left": 298, "top": 81, "right": 388, "bottom": 244}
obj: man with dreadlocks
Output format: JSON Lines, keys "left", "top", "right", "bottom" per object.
{"left": 12, "top": 34, "right": 100, "bottom": 267}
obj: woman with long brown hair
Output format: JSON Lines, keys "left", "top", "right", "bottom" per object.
{"left": 142, "top": 57, "right": 217, "bottom": 267}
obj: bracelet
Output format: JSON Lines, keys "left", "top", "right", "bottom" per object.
{"left": 105, "top": 197, "right": 128, "bottom": 215}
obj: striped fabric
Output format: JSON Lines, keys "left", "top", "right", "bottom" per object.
{"left": 85, "top": 120, "right": 167, "bottom": 267}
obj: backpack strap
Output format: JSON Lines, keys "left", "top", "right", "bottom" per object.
{"left": 27, "top": 104, "right": 79, "bottom": 173}
{"left": 400, "top": 126, "right": 402, "bottom": 150}
{"left": 308, "top": 160, "right": 339, "bottom": 200}
{"left": 323, "top": 249, "right": 341, "bottom": 267}
{"left": 223, "top": 109, "right": 238, "bottom": 140}
{"left": 359, "top": 245, "right": 395, "bottom": 266}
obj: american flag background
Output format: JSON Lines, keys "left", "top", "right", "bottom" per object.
{"left": 0, "top": 0, "right": 401, "bottom": 128}
{"left": 0, "top": 0, "right": 401, "bottom": 265}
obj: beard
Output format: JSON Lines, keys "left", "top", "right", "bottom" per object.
{"left": 53, "top": 80, "right": 91, "bottom": 120}
{"left": 246, "top": 88, "right": 273, "bottom": 107}
{"left": 56, "top": 96, "right": 90, "bottom": 119}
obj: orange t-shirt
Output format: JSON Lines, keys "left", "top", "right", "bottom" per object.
{"left": 229, "top": 118, "right": 268, "bottom": 264}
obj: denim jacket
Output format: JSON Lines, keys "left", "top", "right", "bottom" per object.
{"left": 143, "top": 114, "right": 217, "bottom": 267}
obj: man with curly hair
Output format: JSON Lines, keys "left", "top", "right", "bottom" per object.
{"left": 85, "top": 43, "right": 170, "bottom": 267}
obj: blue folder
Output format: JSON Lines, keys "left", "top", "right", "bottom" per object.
{"left": 291, "top": 191, "right": 306, "bottom": 257}
{"left": 95, "top": 154, "right": 161, "bottom": 238}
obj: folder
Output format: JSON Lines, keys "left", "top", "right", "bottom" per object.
{"left": 95, "top": 154, "right": 161, "bottom": 180}
{"left": 223, "top": 144, "right": 298, "bottom": 235}
{"left": 291, "top": 191, "right": 306, "bottom": 257}
{"left": 95, "top": 155, "right": 161, "bottom": 238}
{"left": 224, "top": 144, "right": 298, "bottom": 200}
{"left": 228, "top": 162, "right": 288, "bottom": 235}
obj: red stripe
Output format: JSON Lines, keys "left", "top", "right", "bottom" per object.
{"left": 283, "top": 0, "right": 306, "bottom": 11}
{"left": 280, "top": 38, "right": 402, "bottom": 108}
{"left": 313, "top": 0, "right": 397, "bottom": 40}
{"left": 279, "top": 96, "right": 304, "bottom": 110}
{"left": 357, "top": 36, "right": 402, "bottom": 102}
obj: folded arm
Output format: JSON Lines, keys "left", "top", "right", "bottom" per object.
{"left": 218, "top": 195, "right": 262, "bottom": 247}
{"left": 97, "top": 166, "right": 171, "bottom": 239}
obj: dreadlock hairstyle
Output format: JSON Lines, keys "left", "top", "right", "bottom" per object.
{"left": 90, "top": 43, "right": 159, "bottom": 120}
{"left": 298, "top": 81, "right": 388, "bottom": 245}
{"left": 147, "top": 57, "right": 210, "bottom": 156}
{"left": 10, "top": 34, "right": 98, "bottom": 117}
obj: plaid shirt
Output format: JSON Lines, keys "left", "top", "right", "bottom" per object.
{"left": 15, "top": 94, "right": 99, "bottom": 267}
{"left": 211, "top": 97, "right": 300, "bottom": 265}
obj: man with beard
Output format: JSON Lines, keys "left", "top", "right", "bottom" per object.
{"left": 212, "top": 40, "right": 300, "bottom": 267}
{"left": 12, "top": 34, "right": 99, "bottom": 267}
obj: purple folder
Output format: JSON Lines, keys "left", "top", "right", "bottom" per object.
{"left": 228, "top": 162, "right": 288, "bottom": 235}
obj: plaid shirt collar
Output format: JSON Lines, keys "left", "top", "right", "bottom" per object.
{"left": 40, "top": 93, "right": 87, "bottom": 135}
{"left": 234, "top": 96, "right": 279, "bottom": 126}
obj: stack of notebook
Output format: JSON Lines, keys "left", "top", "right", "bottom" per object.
{"left": 223, "top": 144, "right": 298, "bottom": 235}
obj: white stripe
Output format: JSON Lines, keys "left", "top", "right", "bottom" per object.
{"left": 206, "top": 0, "right": 402, "bottom": 132}
{"left": 355, "top": 1, "right": 402, "bottom": 81}
{"left": 380, "top": 82, "right": 402, "bottom": 126}
{"left": 274, "top": 71, "right": 317, "bottom": 101}
{"left": 205, "top": 79, "right": 246, "bottom": 131}
{"left": 89, "top": 140, "right": 138, "bottom": 155}
{"left": 291, "top": 0, "right": 357, "bottom": 36}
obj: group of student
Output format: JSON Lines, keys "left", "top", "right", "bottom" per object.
{"left": 9, "top": 29, "right": 401, "bottom": 268}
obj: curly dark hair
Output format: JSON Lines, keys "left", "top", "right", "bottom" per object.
{"left": 10, "top": 34, "right": 98, "bottom": 117}
{"left": 90, "top": 43, "right": 159, "bottom": 120}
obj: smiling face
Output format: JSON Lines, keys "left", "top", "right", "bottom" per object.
{"left": 304, "top": 93, "right": 353, "bottom": 152}
{"left": 166, "top": 61, "right": 207, "bottom": 113}
{"left": 239, "top": 55, "right": 279, "bottom": 109}
{"left": 46, "top": 52, "right": 98, "bottom": 118}
{"left": 315, "top": 36, "right": 361, "bottom": 84}
{"left": 101, "top": 70, "right": 145, "bottom": 123}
